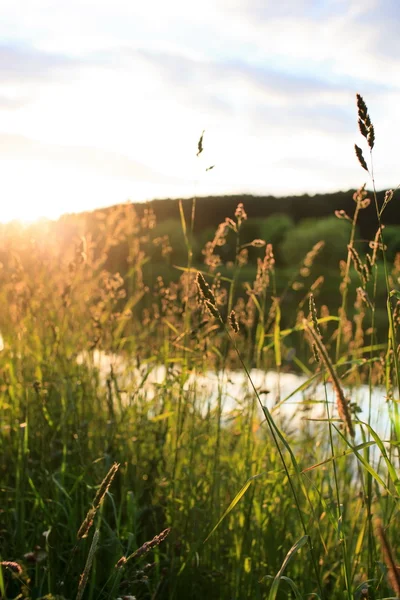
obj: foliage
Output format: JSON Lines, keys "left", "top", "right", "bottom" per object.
{"left": 382, "top": 224, "right": 400, "bottom": 261}
{"left": 280, "top": 216, "right": 353, "bottom": 268}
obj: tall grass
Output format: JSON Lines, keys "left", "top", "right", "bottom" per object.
{"left": 0, "top": 95, "right": 399, "bottom": 600}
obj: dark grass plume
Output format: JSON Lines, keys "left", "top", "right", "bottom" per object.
{"left": 197, "top": 130, "right": 205, "bottom": 156}
{"left": 303, "top": 318, "right": 355, "bottom": 437}
{"left": 77, "top": 462, "right": 119, "bottom": 539}
{"left": 1, "top": 561, "right": 23, "bottom": 575}
{"left": 354, "top": 144, "right": 369, "bottom": 172}
{"left": 116, "top": 528, "right": 171, "bottom": 569}
{"left": 356, "top": 93, "right": 375, "bottom": 149}
{"left": 229, "top": 309, "right": 240, "bottom": 333}
{"left": 196, "top": 272, "right": 217, "bottom": 306}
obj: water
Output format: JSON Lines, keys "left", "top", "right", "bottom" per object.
{"left": 77, "top": 350, "right": 392, "bottom": 442}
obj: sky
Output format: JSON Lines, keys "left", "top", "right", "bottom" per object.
{"left": 0, "top": 0, "right": 399, "bottom": 222}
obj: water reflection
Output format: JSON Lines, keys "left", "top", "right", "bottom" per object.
{"left": 77, "top": 350, "right": 390, "bottom": 442}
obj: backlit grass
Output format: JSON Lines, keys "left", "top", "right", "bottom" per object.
{"left": 0, "top": 95, "right": 399, "bottom": 600}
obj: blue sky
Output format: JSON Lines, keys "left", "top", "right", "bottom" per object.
{"left": 0, "top": 0, "right": 399, "bottom": 221}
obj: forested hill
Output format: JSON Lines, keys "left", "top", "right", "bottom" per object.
{"left": 62, "top": 188, "right": 395, "bottom": 242}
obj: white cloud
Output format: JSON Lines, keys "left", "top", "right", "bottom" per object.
{"left": 0, "top": 0, "right": 399, "bottom": 221}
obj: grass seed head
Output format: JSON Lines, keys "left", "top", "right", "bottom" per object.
{"left": 355, "top": 144, "right": 369, "bottom": 172}
{"left": 119, "top": 528, "right": 172, "bottom": 567}
{"left": 205, "top": 300, "right": 221, "bottom": 320}
{"left": 356, "top": 93, "right": 368, "bottom": 121}
{"left": 196, "top": 272, "right": 217, "bottom": 306}
{"left": 229, "top": 310, "right": 240, "bottom": 333}
{"left": 303, "top": 318, "right": 355, "bottom": 437}
{"left": 92, "top": 462, "right": 120, "bottom": 510}
{"left": 1, "top": 561, "right": 23, "bottom": 575}
{"left": 77, "top": 463, "right": 120, "bottom": 539}
{"left": 367, "top": 124, "right": 375, "bottom": 149}
{"left": 197, "top": 130, "right": 205, "bottom": 156}
{"left": 356, "top": 94, "right": 375, "bottom": 149}
{"left": 375, "top": 520, "right": 400, "bottom": 598}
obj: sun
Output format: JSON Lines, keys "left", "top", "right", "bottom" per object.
{"left": 0, "top": 158, "right": 128, "bottom": 224}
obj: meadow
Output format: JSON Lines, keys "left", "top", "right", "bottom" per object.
{"left": 1, "top": 95, "right": 400, "bottom": 600}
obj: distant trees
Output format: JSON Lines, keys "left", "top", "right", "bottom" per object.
{"left": 280, "top": 216, "right": 353, "bottom": 268}
{"left": 158, "top": 214, "right": 359, "bottom": 271}
{"left": 383, "top": 225, "right": 400, "bottom": 261}
{"left": 151, "top": 219, "right": 192, "bottom": 264}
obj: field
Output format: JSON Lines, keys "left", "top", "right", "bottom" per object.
{"left": 1, "top": 96, "right": 400, "bottom": 600}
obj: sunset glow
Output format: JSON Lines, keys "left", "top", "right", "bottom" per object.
{"left": 1, "top": 0, "right": 400, "bottom": 222}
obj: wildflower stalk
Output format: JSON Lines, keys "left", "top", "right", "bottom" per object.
{"left": 196, "top": 274, "right": 324, "bottom": 598}
{"left": 335, "top": 187, "right": 365, "bottom": 362}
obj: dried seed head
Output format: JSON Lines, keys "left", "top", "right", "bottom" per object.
{"left": 367, "top": 124, "right": 375, "bottom": 149}
{"left": 196, "top": 272, "right": 217, "bottom": 306}
{"left": 356, "top": 94, "right": 375, "bottom": 149}
{"left": 348, "top": 245, "right": 369, "bottom": 286}
{"left": 92, "top": 462, "right": 120, "bottom": 510}
{"left": 335, "top": 209, "right": 351, "bottom": 221}
{"left": 234, "top": 203, "right": 247, "bottom": 224}
{"left": 334, "top": 387, "right": 355, "bottom": 439}
{"left": 115, "top": 556, "right": 127, "bottom": 569}
{"left": 1, "top": 561, "right": 23, "bottom": 574}
{"left": 369, "top": 225, "right": 385, "bottom": 265}
{"left": 77, "top": 508, "right": 96, "bottom": 540}
{"left": 229, "top": 310, "right": 240, "bottom": 333}
{"left": 375, "top": 520, "right": 400, "bottom": 598}
{"left": 309, "top": 294, "right": 321, "bottom": 338}
{"left": 310, "top": 276, "right": 324, "bottom": 293}
{"left": 355, "top": 144, "right": 369, "bottom": 172}
{"left": 124, "top": 528, "right": 171, "bottom": 564}
{"left": 357, "top": 287, "right": 373, "bottom": 310}
{"left": 358, "top": 118, "right": 368, "bottom": 138}
{"left": 356, "top": 94, "right": 368, "bottom": 121}
{"left": 250, "top": 239, "right": 266, "bottom": 248}
{"left": 77, "top": 463, "right": 120, "bottom": 539}
{"left": 353, "top": 184, "right": 367, "bottom": 203}
{"left": 303, "top": 318, "right": 355, "bottom": 437}
{"left": 385, "top": 189, "right": 394, "bottom": 204}
{"left": 225, "top": 217, "right": 237, "bottom": 232}
{"left": 197, "top": 130, "right": 205, "bottom": 156}
{"left": 205, "top": 300, "right": 221, "bottom": 320}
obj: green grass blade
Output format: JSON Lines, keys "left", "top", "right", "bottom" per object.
{"left": 267, "top": 535, "right": 309, "bottom": 600}
{"left": 204, "top": 474, "right": 263, "bottom": 543}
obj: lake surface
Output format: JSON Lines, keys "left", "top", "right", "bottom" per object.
{"left": 78, "top": 350, "right": 391, "bottom": 442}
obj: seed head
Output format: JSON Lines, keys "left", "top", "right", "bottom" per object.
{"left": 229, "top": 310, "right": 240, "bottom": 333}
{"left": 1, "top": 561, "right": 23, "bottom": 574}
{"left": 196, "top": 272, "right": 217, "bottom": 306}
{"left": 355, "top": 144, "right": 369, "bottom": 172}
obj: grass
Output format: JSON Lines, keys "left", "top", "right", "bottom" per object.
{"left": 0, "top": 95, "right": 400, "bottom": 599}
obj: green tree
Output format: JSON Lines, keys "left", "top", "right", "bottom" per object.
{"left": 382, "top": 225, "right": 400, "bottom": 262}
{"left": 151, "top": 219, "right": 197, "bottom": 265}
{"left": 280, "top": 216, "right": 353, "bottom": 269}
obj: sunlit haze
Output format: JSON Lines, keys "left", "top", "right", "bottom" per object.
{"left": 1, "top": 0, "right": 399, "bottom": 222}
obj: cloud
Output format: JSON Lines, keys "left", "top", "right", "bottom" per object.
{"left": 116, "top": 47, "right": 361, "bottom": 137}
{"left": 0, "top": 42, "right": 77, "bottom": 83}
{"left": 0, "top": 0, "right": 399, "bottom": 222}
{"left": 0, "top": 94, "right": 27, "bottom": 109}
{"left": 0, "top": 42, "right": 90, "bottom": 113}
{"left": 0, "top": 133, "right": 186, "bottom": 184}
